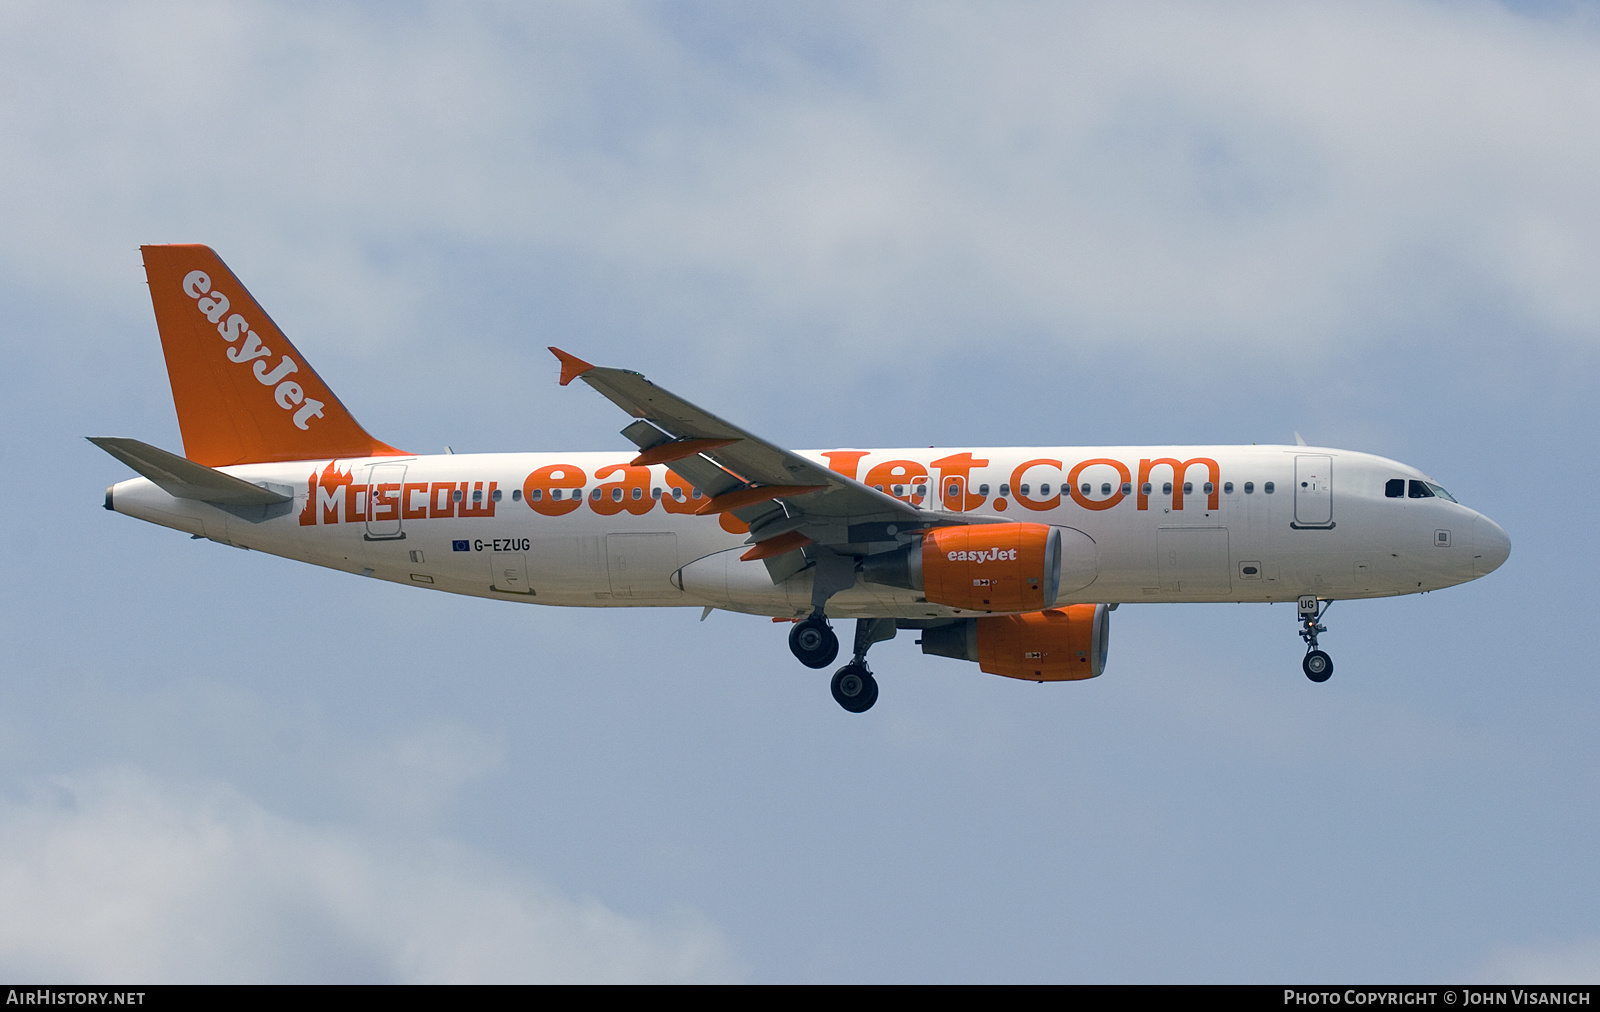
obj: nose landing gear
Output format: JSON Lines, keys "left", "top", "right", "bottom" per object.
{"left": 1298, "top": 595, "right": 1334, "bottom": 683}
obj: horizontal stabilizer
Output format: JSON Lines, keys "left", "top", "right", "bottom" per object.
{"left": 88, "top": 437, "right": 291, "bottom": 505}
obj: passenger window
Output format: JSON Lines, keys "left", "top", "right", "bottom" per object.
{"left": 1121, "top": 482, "right": 1132, "bottom": 495}
{"left": 1264, "top": 482, "right": 1275, "bottom": 493}
{"left": 511, "top": 489, "right": 521, "bottom": 502}
{"left": 652, "top": 488, "right": 662, "bottom": 500}
{"left": 978, "top": 484, "right": 990, "bottom": 496}
{"left": 947, "top": 483, "right": 960, "bottom": 498}
{"left": 1141, "top": 482, "right": 1152, "bottom": 495}
{"left": 1386, "top": 478, "right": 1405, "bottom": 498}
{"left": 1223, "top": 482, "right": 1233, "bottom": 493}
{"left": 492, "top": 489, "right": 502, "bottom": 501}
{"left": 631, "top": 487, "right": 643, "bottom": 500}
{"left": 1203, "top": 482, "right": 1213, "bottom": 494}
{"left": 1162, "top": 482, "right": 1172, "bottom": 495}
{"left": 530, "top": 488, "right": 543, "bottom": 501}
{"left": 1000, "top": 484, "right": 1011, "bottom": 497}
{"left": 1100, "top": 483, "right": 1112, "bottom": 495}
{"left": 453, "top": 489, "right": 463, "bottom": 502}
{"left": 1019, "top": 484, "right": 1029, "bottom": 495}
{"left": 591, "top": 488, "right": 603, "bottom": 501}
{"left": 1039, "top": 483, "right": 1051, "bottom": 495}
{"left": 1183, "top": 482, "right": 1193, "bottom": 495}
{"left": 1081, "top": 484, "right": 1091, "bottom": 495}
{"left": 1409, "top": 480, "right": 1434, "bottom": 499}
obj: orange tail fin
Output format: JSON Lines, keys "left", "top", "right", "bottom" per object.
{"left": 141, "top": 244, "right": 407, "bottom": 467}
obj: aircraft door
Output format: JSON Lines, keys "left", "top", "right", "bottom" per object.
{"left": 1293, "top": 455, "right": 1333, "bottom": 528}
{"left": 365, "top": 463, "right": 407, "bottom": 541}
{"left": 941, "top": 475, "right": 967, "bottom": 512}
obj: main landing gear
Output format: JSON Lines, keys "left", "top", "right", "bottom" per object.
{"left": 829, "top": 618, "right": 895, "bottom": 714}
{"left": 1298, "top": 595, "right": 1334, "bottom": 683}
{"left": 790, "top": 613, "right": 895, "bottom": 712}
{"left": 831, "top": 663, "right": 877, "bottom": 713}
{"left": 789, "top": 613, "right": 839, "bottom": 669}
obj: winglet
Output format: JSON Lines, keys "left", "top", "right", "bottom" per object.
{"left": 549, "top": 347, "right": 596, "bottom": 387}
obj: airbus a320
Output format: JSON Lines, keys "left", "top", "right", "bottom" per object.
{"left": 96, "top": 246, "right": 1511, "bottom": 712}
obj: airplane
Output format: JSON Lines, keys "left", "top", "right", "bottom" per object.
{"left": 95, "top": 245, "right": 1511, "bottom": 713}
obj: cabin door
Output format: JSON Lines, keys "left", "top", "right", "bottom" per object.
{"left": 1294, "top": 455, "right": 1334, "bottom": 528}
{"left": 365, "top": 463, "right": 407, "bottom": 541}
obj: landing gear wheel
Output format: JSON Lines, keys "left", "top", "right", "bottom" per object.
{"left": 789, "top": 616, "right": 839, "bottom": 669}
{"left": 1303, "top": 650, "right": 1333, "bottom": 683}
{"left": 830, "top": 663, "right": 879, "bottom": 713}
{"left": 1296, "top": 596, "right": 1334, "bottom": 683}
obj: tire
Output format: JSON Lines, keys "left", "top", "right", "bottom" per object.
{"left": 831, "top": 664, "right": 878, "bottom": 713}
{"left": 1303, "top": 650, "right": 1333, "bottom": 683}
{"left": 789, "top": 617, "right": 839, "bottom": 669}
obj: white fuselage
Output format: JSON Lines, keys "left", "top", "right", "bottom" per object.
{"left": 106, "top": 444, "right": 1510, "bottom": 618}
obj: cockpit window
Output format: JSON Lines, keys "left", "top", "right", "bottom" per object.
{"left": 1407, "top": 480, "right": 1458, "bottom": 502}
{"left": 1386, "top": 478, "right": 1405, "bottom": 498}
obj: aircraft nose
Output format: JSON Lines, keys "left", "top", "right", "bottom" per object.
{"left": 1473, "top": 515, "right": 1511, "bottom": 577}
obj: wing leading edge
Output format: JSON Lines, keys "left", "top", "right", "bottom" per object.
{"left": 548, "top": 348, "right": 981, "bottom": 573}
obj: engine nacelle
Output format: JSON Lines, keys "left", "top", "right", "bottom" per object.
{"left": 920, "top": 603, "right": 1110, "bottom": 681}
{"left": 862, "top": 522, "right": 1061, "bottom": 612}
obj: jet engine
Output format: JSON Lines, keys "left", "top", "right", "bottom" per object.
{"left": 864, "top": 522, "right": 1062, "bottom": 612}
{"left": 919, "top": 603, "right": 1111, "bottom": 681}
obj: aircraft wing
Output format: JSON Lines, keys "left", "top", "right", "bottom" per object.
{"left": 550, "top": 348, "right": 965, "bottom": 560}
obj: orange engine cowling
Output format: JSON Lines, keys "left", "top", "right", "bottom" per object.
{"left": 919, "top": 523, "right": 1061, "bottom": 612}
{"left": 920, "top": 604, "right": 1110, "bottom": 681}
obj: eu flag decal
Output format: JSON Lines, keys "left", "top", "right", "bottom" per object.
{"left": 452, "top": 540, "right": 470, "bottom": 552}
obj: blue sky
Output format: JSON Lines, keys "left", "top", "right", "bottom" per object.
{"left": 0, "top": 0, "right": 1596, "bottom": 982}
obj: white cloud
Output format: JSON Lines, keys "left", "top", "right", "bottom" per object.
{"left": 1474, "top": 937, "right": 1600, "bottom": 984}
{"left": 4, "top": 1, "right": 1600, "bottom": 370}
{"left": 339, "top": 721, "right": 507, "bottom": 825}
{"left": 0, "top": 768, "right": 739, "bottom": 983}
